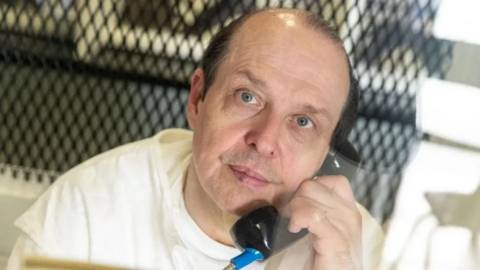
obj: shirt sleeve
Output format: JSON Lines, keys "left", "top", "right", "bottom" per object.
{"left": 10, "top": 172, "right": 91, "bottom": 265}
{"left": 357, "top": 203, "right": 386, "bottom": 270}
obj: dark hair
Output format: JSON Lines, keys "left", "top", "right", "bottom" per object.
{"left": 200, "top": 9, "right": 359, "bottom": 149}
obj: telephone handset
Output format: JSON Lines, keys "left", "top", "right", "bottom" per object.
{"left": 226, "top": 141, "right": 362, "bottom": 269}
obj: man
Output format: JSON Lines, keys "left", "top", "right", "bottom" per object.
{"left": 7, "top": 8, "right": 384, "bottom": 270}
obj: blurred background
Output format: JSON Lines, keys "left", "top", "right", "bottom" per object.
{"left": 0, "top": 0, "right": 479, "bottom": 269}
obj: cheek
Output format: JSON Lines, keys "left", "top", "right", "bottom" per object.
{"left": 196, "top": 98, "right": 251, "bottom": 150}
{"left": 192, "top": 112, "right": 244, "bottom": 172}
{"left": 283, "top": 149, "right": 323, "bottom": 186}
{"left": 196, "top": 120, "right": 235, "bottom": 153}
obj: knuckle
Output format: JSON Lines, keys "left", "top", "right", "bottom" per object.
{"left": 310, "top": 208, "right": 326, "bottom": 223}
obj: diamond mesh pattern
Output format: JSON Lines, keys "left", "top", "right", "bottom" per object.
{"left": 0, "top": 0, "right": 453, "bottom": 222}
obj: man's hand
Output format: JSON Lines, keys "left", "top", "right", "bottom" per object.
{"left": 283, "top": 176, "right": 363, "bottom": 270}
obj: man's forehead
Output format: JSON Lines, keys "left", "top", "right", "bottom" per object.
{"left": 231, "top": 10, "right": 341, "bottom": 51}
{"left": 224, "top": 30, "right": 349, "bottom": 96}
{"left": 225, "top": 11, "right": 350, "bottom": 83}
{"left": 233, "top": 11, "right": 305, "bottom": 46}
{"left": 229, "top": 45, "right": 345, "bottom": 93}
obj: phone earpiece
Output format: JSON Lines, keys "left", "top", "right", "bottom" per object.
{"left": 316, "top": 141, "right": 362, "bottom": 180}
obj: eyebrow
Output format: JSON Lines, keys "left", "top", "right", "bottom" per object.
{"left": 236, "top": 69, "right": 267, "bottom": 89}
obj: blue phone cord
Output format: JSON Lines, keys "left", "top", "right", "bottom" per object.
{"left": 222, "top": 248, "right": 264, "bottom": 270}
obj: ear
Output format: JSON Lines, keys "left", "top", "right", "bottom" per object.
{"left": 187, "top": 68, "right": 205, "bottom": 130}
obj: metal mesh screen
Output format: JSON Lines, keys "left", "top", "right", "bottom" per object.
{"left": 0, "top": 0, "right": 453, "bottom": 222}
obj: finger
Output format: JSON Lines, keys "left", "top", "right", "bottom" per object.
{"left": 295, "top": 180, "right": 340, "bottom": 208}
{"left": 285, "top": 195, "right": 358, "bottom": 234}
{"left": 313, "top": 175, "right": 356, "bottom": 206}
{"left": 294, "top": 179, "right": 354, "bottom": 211}
{"left": 286, "top": 196, "right": 336, "bottom": 237}
{"left": 281, "top": 180, "right": 348, "bottom": 218}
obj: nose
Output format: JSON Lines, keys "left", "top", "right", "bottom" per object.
{"left": 245, "top": 113, "right": 282, "bottom": 158}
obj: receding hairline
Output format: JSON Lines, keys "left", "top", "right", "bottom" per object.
{"left": 232, "top": 9, "right": 344, "bottom": 50}
{"left": 224, "top": 9, "right": 351, "bottom": 95}
{"left": 221, "top": 9, "right": 349, "bottom": 82}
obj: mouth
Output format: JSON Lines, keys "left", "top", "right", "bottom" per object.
{"left": 229, "top": 165, "right": 270, "bottom": 188}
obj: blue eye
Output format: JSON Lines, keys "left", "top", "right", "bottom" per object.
{"left": 297, "top": 117, "right": 313, "bottom": 128}
{"left": 240, "top": 91, "right": 257, "bottom": 104}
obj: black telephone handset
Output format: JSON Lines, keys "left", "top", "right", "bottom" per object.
{"left": 229, "top": 141, "right": 362, "bottom": 262}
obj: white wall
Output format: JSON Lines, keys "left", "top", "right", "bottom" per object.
{"left": 0, "top": 168, "right": 49, "bottom": 270}
{"left": 0, "top": 193, "right": 36, "bottom": 269}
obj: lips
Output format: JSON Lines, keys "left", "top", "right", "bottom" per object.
{"left": 229, "top": 165, "right": 270, "bottom": 187}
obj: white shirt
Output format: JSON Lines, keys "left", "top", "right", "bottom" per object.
{"left": 7, "top": 129, "right": 384, "bottom": 270}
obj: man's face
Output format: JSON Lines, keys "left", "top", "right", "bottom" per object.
{"left": 187, "top": 12, "right": 350, "bottom": 216}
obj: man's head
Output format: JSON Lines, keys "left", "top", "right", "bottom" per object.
{"left": 186, "top": 9, "right": 358, "bottom": 216}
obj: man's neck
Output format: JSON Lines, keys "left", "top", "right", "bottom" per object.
{"left": 183, "top": 162, "right": 237, "bottom": 247}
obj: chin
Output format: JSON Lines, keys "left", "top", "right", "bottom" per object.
{"left": 200, "top": 165, "right": 278, "bottom": 217}
{"left": 214, "top": 193, "right": 272, "bottom": 217}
